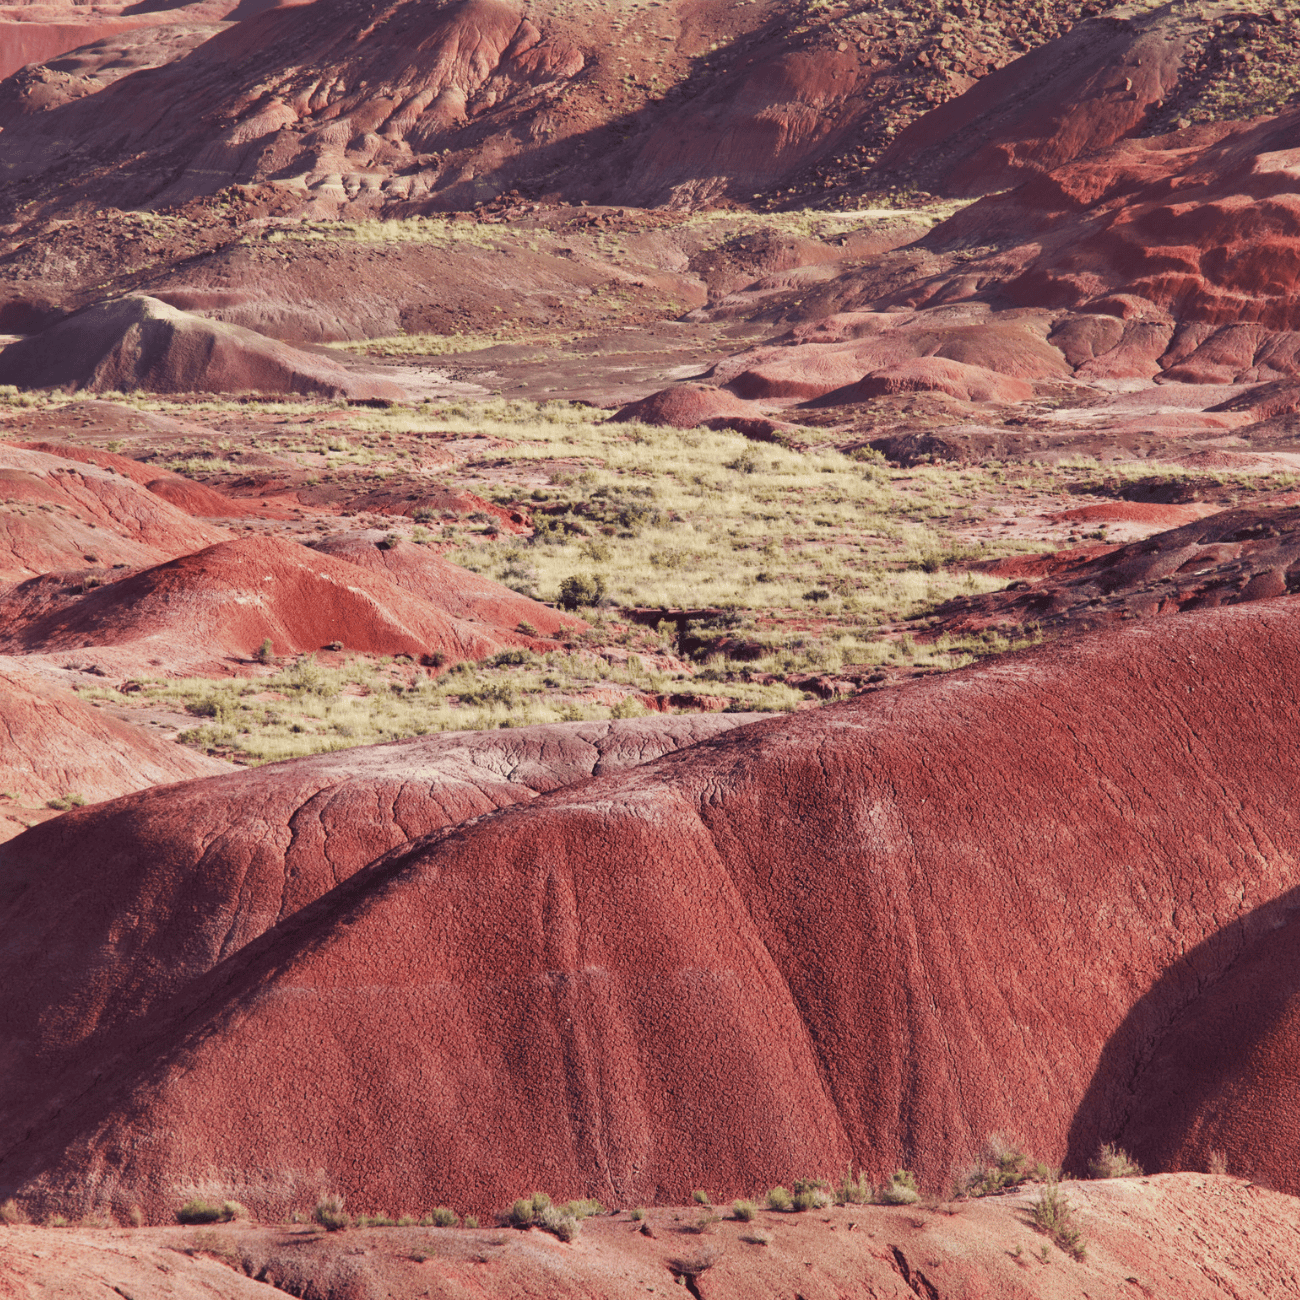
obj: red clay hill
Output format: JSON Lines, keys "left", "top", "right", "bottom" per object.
{"left": 0, "top": 659, "right": 229, "bottom": 832}
{"left": 310, "top": 531, "right": 584, "bottom": 638}
{"left": 0, "top": 296, "right": 406, "bottom": 400}
{"left": 0, "top": 533, "right": 571, "bottom": 674}
{"left": 0, "top": 714, "right": 759, "bottom": 1158}
{"left": 0, "top": 443, "right": 231, "bottom": 582}
{"left": 5, "top": 598, "right": 1300, "bottom": 1222}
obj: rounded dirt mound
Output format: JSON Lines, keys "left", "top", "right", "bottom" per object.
{"left": 610, "top": 383, "right": 785, "bottom": 435}
{"left": 844, "top": 357, "right": 1034, "bottom": 403}
{"left": 0, "top": 444, "right": 232, "bottom": 582}
{"left": 0, "top": 534, "right": 536, "bottom": 671}
{"left": 0, "top": 715, "right": 759, "bottom": 1181}
{"left": 0, "top": 658, "right": 230, "bottom": 816}
{"left": 7, "top": 600, "right": 1300, "bottom": 1220}
{"left": 310, "top": 532, "right": 584, "bottom": 638}
{"left": 0, "top": 296, "right": 406, "bottom": 400}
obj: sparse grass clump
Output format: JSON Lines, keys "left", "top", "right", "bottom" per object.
{"left": 766, "top": 1186, "right": 793, "bottom": 1212}
{"left": 834, "top": 1167, "right": 874, "bottom": 1205}
{"left": 313, "top": 1195, "right": 349, "bottom": 1232}
{"left": 792, "top": 1178, "right": 831, "bottom": 1211}
{"left": 879, "top": 1170, "right": 920, "bottom": 1206}
{"left": 959, "top": 1136, "right": 1051, "bottom": 1198}
{"left": 1089, "top": 1143, "right": 1142, "bottom": 1179}
{"left": 177, "top": 1198, "right": 243, "bottom": 1225}
{"left": 731, "top": 1199, "right": 758, "bottom": 1221}
{"left": 1030, "top": 1178, "right": 1086, "bottom": 1260}
{"left": 422, "top": 1207, "right": 459, "bottom": 1228}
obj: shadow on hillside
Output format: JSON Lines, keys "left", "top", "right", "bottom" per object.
{"left": 1065, "top": 882, "right": 1300, "bottom": 1175}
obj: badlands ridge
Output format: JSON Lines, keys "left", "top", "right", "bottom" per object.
{"left": 4, "top": 0, "right": 1300, "bottom": 1296}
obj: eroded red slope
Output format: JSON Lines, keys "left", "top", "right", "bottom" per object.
{"left": 5, "top": 600, "right": 1300, "bottom": 1220}
{"left": 0, "top": 533, "right": 551, "bottom": 671}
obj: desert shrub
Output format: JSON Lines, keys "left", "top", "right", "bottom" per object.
{"left": 630, "top": 1207, "right": 646, "bottom": 1221}
{"left": 396, "top": 1215, "right": 416, "bottom": 1227}
{"left": 537, "top": 1205, "right": 581, "bottom": 1241}
{"left": 557, "top": 573, "right": 607, "bottom": 609}
{"left": 378, "top": 533, "right": 400, "bottom": 550}
{"left": 692, "top": 1189, "right": 712, "bottom": 1206}
{"left": 221, "top": 1200, "right": 248, "bottom": 1222}
{"left": 562, "top": 1199, "right": 603, "bottom": 1219}
{"left": 766, "top": 1186, "right": 793, "bottom": 1212}
{"left": 0, "top": 1198, "right": 27, "bottom": 1225}
{"left": 127, "top": 1206, "right": 145, "bottom": 1228}
{"left": 1031, "top": 1179, "right": 1086, "bottom": 1260}
{"left": 507, "top": 1191, "right": 552, "bottom": 1228}
{"left": 792, "top": 1178, "right": 831, "bottom": 1211}
{"left": 732, "top": 1199, "right": 758, "bottom": 1222}
{"left": 464, "top": 1214, "right": 479, "bottom": 1229}
{"left": 835, "top": 1167, "right": 873, "bottom": 1205}
{"left": 960, "top": 1135, "right": 1043, "bottom": 1198}
{"left": 428, "top": 1207, "right": 459, "bottom": 1228}
{"left": 313, "top": 1195, "right": 349, "bottom": 1232}
{"left": 879, "top": 1171, "right": 920, "bottom": 1206}
{"left": 47, "top": 1215, "right": 70, "bottom": 1228}
{"left": 176, "top": 1199, "right": 226, "bottom": 1225}
{"left": 356, "top": 1212, "right": 397, "bottom": 1227}
{"left": 1208, "top": 1149, "right": 1229, "bottom": 1175}
{"left": 1089, "top": 1143, "right": 1142, "bottom": 1179}
{"left": 256, "top": 637, "right": 274, "bottom": 664}
{"left": 668, "top": 1244, "right": 722, "bottom": 1278}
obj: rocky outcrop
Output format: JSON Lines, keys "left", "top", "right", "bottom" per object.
{"left": 0, "top": 296, "right": 406, "bottom": 399}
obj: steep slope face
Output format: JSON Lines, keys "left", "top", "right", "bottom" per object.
{"left": 896, "top": 107, "right": 1300, "bottom": 341}
{"left": 880, "top": 1, "right": 1199, "bottom": 196}
{"left": 310, "top": 532, "right": 584, "bottom": 638}
{"left": 0, "top": 0, "right": 1162, "bottom": 223}
{"left": 0, "top": 443, "right": 231, "bottom": 582}
{"left": 0, "top": 658, "right": 231, "bottom": 820}
{"left": 0, "top": 715, "right": 759, "bottom": 1186}
{"left": 1117, "top": 910, "right": 1300, "bottom": 1194}
{"left": 0, "top": 296, "right": 407, "bottom": 399}
{"left": 0, "top": 533, "right": 555, "bottom": 672}
{"left": 5, "top": 600, "right": 1300, "bottom": 1220}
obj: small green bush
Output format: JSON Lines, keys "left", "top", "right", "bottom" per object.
{"left": 1089, "top": 1143, "right": 1142, "bottom": 1179}
{"left": 557, "top": 573, "right": 607, "bottom": 609}
{"left": 630, "top": 1207, "right": 646, "bottom": 1221}
{"left": 429, "top": 1207, "right": 458, "bottom": 1228}
{"left": 792, "top": 1179, "right": 830, "bottom": 1211}
{"left": 766, "top": 1186, "right": 793, "bottom": 1212}
{"left": 256, "top": 637, "right": 275, "bottom": 664}
{"left": 692, "top": 1189, "right": 712, "bottom": 1206}
{"left": 537, "top": 1205, "right": 581, "bottom": 1242}
{"left": 313, "top": 1195, "right": 348, "bottom": 1232}
{"left": 1031, "top": 1179, "right": 1086, "bottom": 1260}
{"left": 464, "top": 1215, "right": 479, "bottom": 1229}
{"left": 507, "top": 1191, "right": 553, "bottom": 1229}
{"left": 177, "top": 1199, "right": 226, "bottom": 1225}
{"left": 961, "top": 1136, "right": 1039, "bottom": 1198}
{"left": 732, "top": 1199, "right": 758, "bottom": 1222}
{"left": 879, "top": 1171, "right": 920, "bottom": 1206}
{"left": 834, "top": 1167, "right": 873, "bottom": 1205}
